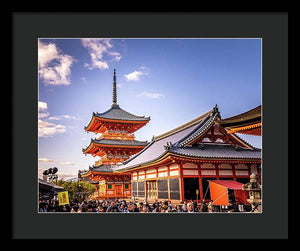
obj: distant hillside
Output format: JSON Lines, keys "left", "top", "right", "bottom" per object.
{"left": 64, "top": 177, "right": 78, "bottom": 182}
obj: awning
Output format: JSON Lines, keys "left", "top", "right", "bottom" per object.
{"left": 39, "top": 179, "right": 65, "bottom": 195}
{"left": 210, "top": 180, "right": 244, "bottom": 190}
{"left": 209, "top": 180, "right": 249, "bottom": 206}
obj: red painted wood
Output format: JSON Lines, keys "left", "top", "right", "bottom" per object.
{"left": 179, "top": 163, "right": 184, "bottom": 201}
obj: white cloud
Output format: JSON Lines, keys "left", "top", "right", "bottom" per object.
{"left": 60, "top": 161, "right": 75, "bottom": 165}
{"left": 48, "top": 116, "right": 62, "bottom": 121}
{"left": 38, "top": 40, "right": 75, "bottom": 85}
{"left": 38, "top": 119, "right": 66, "bottom": 138}
{"left": 38, "top": 101, "right": 68, "bottom": 137}
{"left": 39, "top": 158, "right": 55, "bottom": 162}
{"left": 81, "top": 39, "right": 121, "bottom": 70}
{"left": 38, "top": 101, "right": 48, "bottom": 111}
{"left": 48, "top": 114, "right": 76, "bottom": 121}
{"left": 38, "top": 41, "right": 59, "bottom": 68}
{"left": 107, "top": 51, "right": 122, "bottom": 61}
{"left": 124, "top": 70, "right": 145, "bottom": 82}
{"left": 38, "top": 101, "right": 49, "bottom": 118}
{"left": 136, "top": 91, "right": 164, "bottom": 99}
{"left": 38, "top": 112, "right": 49, "bottom": 119}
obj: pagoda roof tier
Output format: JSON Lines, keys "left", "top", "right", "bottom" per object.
{"left": 95, "top": 104, "right": 150, "bottom": 122}
{"left": 79, "top": 166, "right": 113, "bottom": 178}
{"left": 81, "top": 165, "right": 131, "bottom": 180}
{"left": 82, "top": 138, "right": 149, "bottom": 154}
{"left": 92, "top": 138, "right": 148, "bottom": 146}
{"left": 84, "top": 104, "right": 150, "bottom": 133}
{"left": 91, "top": 165, "right": 113, "bottom": 173}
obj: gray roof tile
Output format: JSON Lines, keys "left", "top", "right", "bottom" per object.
{"left": 170, "top": 144, "right": 261, "bottom": 159}
{"left": 91, "top": 165, "right": 113, "bottom": 173}
{"left": 95, "top": 104, "right": 150, "bottom": 121}
{"left": 92, "top": 138, "right": 148, "bottom": 146}
{"left": 112, "top": 122, "right": 201, "bottom": 171}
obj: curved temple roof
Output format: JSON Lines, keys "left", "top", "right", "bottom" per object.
{"left": 82, "top": 138, "right": 148, "bottom": 153}
{"left": 91, "top": 165, "right": 113, "bottom": 173}
{"left": 91, "top": 138, "right": 148, "bottom": 147}
{"left": 170, "top": 144, "right": 261, "bottom": 159}
{"left": 217, "top": 105, "right": 261, "bottom": 127}
{"left": 112, "top": 105, "right": 261, "bottom": 172}
{"left": 94, "top": 104, "right": 150, "bottom": 122}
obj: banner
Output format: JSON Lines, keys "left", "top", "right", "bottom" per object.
{"left": 58, "top": 191, "right": 69, "bottom": 205}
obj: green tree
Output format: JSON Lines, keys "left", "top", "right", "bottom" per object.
{"left": 56, "top": 179, "right": 96, "bottom": 202}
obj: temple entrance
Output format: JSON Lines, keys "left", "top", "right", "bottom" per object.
{"left": 147, "top": 181, "right": 158, "bottom": 199}
{"left": 202, "top": 178, "right": 216, "bottom": 200}
{"left": 184, "top": 178, "right": 199, "bottom": 200}
{"left": 236, "top": 178, "right": 250, "bottom": 184}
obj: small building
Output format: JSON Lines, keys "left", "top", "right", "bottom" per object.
{"left": 39, "top": 178, "right": 65, "bottom": 201}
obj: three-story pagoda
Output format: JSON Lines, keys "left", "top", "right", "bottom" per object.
{"left": 80, "top": 69, "right": 150, "bottom": 199}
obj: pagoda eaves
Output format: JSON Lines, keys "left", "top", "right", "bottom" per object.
{"left": 84, "top": 105, "right": 150, "bottom": 134}
{"left": 82, "top": 138, "right": 148, "bottom": 155}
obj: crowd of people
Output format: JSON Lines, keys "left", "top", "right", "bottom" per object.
{"left": 39, "top": 198, "right": 249, "bottom": 213}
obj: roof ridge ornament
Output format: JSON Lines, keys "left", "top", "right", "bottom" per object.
{"left": 164, "top": 141, "right": 173, "bottom": 150}
{"left": 213, "top": 104, "right": 219, "bottom": 113}
{"left": 197, "top": 143, "right": 204, "bottom": 149}
{"left": 234, "top": 144, "right": 241, "bottom": 151}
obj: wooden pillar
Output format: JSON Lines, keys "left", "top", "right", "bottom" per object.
{"left": 258, "top": 164, "right": 262, "bottom": 183}
{"left": 114, "top": 183, "right": 116, "bottom": 198}
{"left": 167, "top": 165, "right": 170, "bottom": 201}
{"left": 215, "top": 163, "right": 220, "bottom": 180}
{"left": 155, "top": 167, "right": 158, "bottom": 200}
{"left": 179, "top": 163, "right": 184, "bottom": 201}
{"left": 105, "top": 183, "right": 108, "bottom": 199}
{"left": 232, "top": 163, "right": 237, "bottom": 181}
{"left": 246, "top": 163, "right": 251, "bottom": 177}
{"left": 121, "top": 179, "right": 124, "bottom": 198}
{"left": 198, "top": 163, "right": 203, "bottom": 201}
{"left": 144, "top": 174, "right": 147, "bottom": 203}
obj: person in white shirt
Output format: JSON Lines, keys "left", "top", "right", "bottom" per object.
{"left": 187, "top": 202, "right": 195, "bottom": 213}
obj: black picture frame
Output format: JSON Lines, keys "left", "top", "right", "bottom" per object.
{"left": 12, "top": 12, "right": 291, "bottom": 239}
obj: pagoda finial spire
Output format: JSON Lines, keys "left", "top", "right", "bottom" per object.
{"left": 112, "top": 68, "right": 117, "bottom": 105}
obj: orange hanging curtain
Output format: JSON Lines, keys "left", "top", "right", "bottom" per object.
{"left": 209, "top": 180, "right": 249, "bottom": 206}
{"left": 209, "top": 181, "right": 229, "bottom": 206}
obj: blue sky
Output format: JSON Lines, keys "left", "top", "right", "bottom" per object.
{"left": 38, "top": 38, "right": 262, "bottom": 180}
